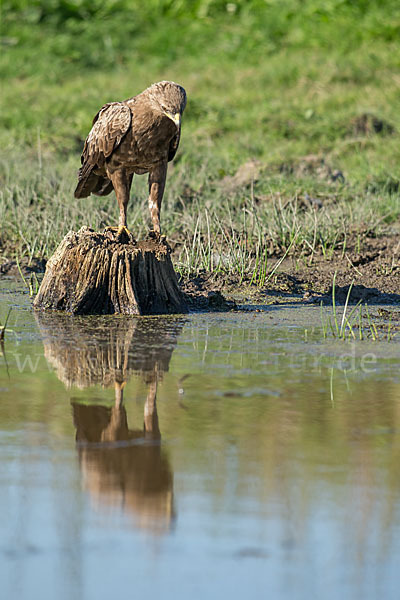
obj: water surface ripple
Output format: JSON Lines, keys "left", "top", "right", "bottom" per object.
{"left": 0, "top": 283, "right": 399, "bottom": 600}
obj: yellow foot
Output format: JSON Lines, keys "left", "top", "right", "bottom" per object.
{"left": 119, "top": 225, "right": 131, "bottom": 236}
{"left": 104, "top": 226, "right": 135, "bottom": 243}
{"left": 147, "top": 230, "right": 166, "bottom": 243}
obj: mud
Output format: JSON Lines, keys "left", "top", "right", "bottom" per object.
{"left": 349, "top": 112, "right": 396, "bottom": 137}
{"left": 180, "top": 233, "right": 399, "bottom": 307}
{"left": 0, "top": 256, "right": 46, "bottom": 278}
{"left": 1, "top": 233, "right": 399, "bottom": 310}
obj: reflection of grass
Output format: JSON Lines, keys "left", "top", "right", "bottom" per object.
{"left": 1, "top": 1, "right": 400, "bottom": 277}
{"left": 0, "top": 307, "right": 13, "bottom": 342}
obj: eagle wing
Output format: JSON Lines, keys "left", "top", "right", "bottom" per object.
{"left": 168, "top": 126, "right": 181, "bottom": 162}
{"left": 74, "top": 102, "right": 132, "bottom": 198}
{"left": 81, "top": 102, "right": 132, "bottom": 167}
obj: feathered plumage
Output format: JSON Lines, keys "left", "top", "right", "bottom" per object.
{"left": 75, "top": 81, "right": 187, "bottom": 235}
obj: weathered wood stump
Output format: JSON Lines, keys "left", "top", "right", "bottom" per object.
{"left": 33, "top": 226, "right": 187, "bottom": 315}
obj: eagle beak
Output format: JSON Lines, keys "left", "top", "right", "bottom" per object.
{"left": 165, "top": 112, "right": 181, "bottom": 127}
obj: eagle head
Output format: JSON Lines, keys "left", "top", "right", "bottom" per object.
{"left": 147, "top": 81, "right": 187, "bottom": 127}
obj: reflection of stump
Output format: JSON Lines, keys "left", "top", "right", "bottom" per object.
{"left": 35, "top": 311, "right": 185, "bottom": 389}
{"left": 33, "top": 227, "right": 187, "bottom": 315}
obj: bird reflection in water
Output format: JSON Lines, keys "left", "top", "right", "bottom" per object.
{"left": 36, "top": 312, "right": 185, "bottom": 535}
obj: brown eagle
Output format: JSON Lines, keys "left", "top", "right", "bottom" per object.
{"left": 74, "top": 81, "right": 187, "bottom": 236}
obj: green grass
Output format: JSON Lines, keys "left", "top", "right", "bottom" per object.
{"left": 1, "top": 0, "right": 400, "bottom": 277}
{"left": 0, "top": 307, "right": 13, "bottom": 342}
{"left": 319, "top": 284, "right": 399, "bottom": 342}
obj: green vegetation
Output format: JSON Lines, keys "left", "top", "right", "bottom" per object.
{"left": 1, "top": 0, "right": 400, "bottom": 277}
{"left": 319, "top": 273, "right": 398, "bottom": 341}
{"left": 0, "top": 307, "right": 13, "bottom": 346}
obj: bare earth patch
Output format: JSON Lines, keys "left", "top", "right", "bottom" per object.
{"left": 180, "top": 232, "right": 400, "bottom": 307}
{"left": 1, "top": 232, "right": 399, "bottom": 309}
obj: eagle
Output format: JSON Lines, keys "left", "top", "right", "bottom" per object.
{"left": 74, "top": 81, "right": 187, "bottom": 237}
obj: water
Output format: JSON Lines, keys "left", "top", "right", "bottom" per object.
{"left": 1, "top": 282, "right": 399, "bottom": 600}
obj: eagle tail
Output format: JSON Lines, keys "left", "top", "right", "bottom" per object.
{"left": 93, "top": 180, "right": 114, "bottom": 197}
{"left": 74, "top": 163, "right": 113, "bottom": 198}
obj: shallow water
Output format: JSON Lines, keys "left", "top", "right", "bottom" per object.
{"left": 1, "top": 282, "right": 399, "bottom": 600}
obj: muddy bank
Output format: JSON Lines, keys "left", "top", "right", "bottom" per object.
{"left": 180, "top": 233, "right": 399, "bottom": 306}
{"left": 0, "top": 256, "right": 46, "bottom": 278}
{"left": 1, "top": 233, "right": 399, "bottom": 308}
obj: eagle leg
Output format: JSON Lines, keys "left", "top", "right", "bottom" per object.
{"left": 148, "top": 162, "right": 167, "bottom": 235}
{"left": 107, "top": 169, "right": 133, "bottom": 232}
{"left": 144, "top": 379, "right": 160, "bottom": 438}
{"left": 114, "top": 380, "right": 126, "bottom": 408}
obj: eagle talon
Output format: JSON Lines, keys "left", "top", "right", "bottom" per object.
{"left": 117, "top": 225, "right": 131, "bottom": 238}
{"left": 147, "top": 231, "right": 167, "bottom": 244}
{"left": 104, "top": 225, "right": 135, "bottom": 244}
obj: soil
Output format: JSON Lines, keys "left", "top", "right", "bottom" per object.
{"left": 0, "top": 256, "right": 46, "bottom": 279}
{"left": 348, "top": 113, "right": 396, "bottom": 137}
{"left": 1, "top": 232, "right": 399, "bottom": 310}
{"left": 179, "top": 232, "right": 400, "bottom": 308}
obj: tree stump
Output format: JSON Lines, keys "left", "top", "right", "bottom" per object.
{"left": 33, "top": 227, "right": 187, "bottom": 315}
